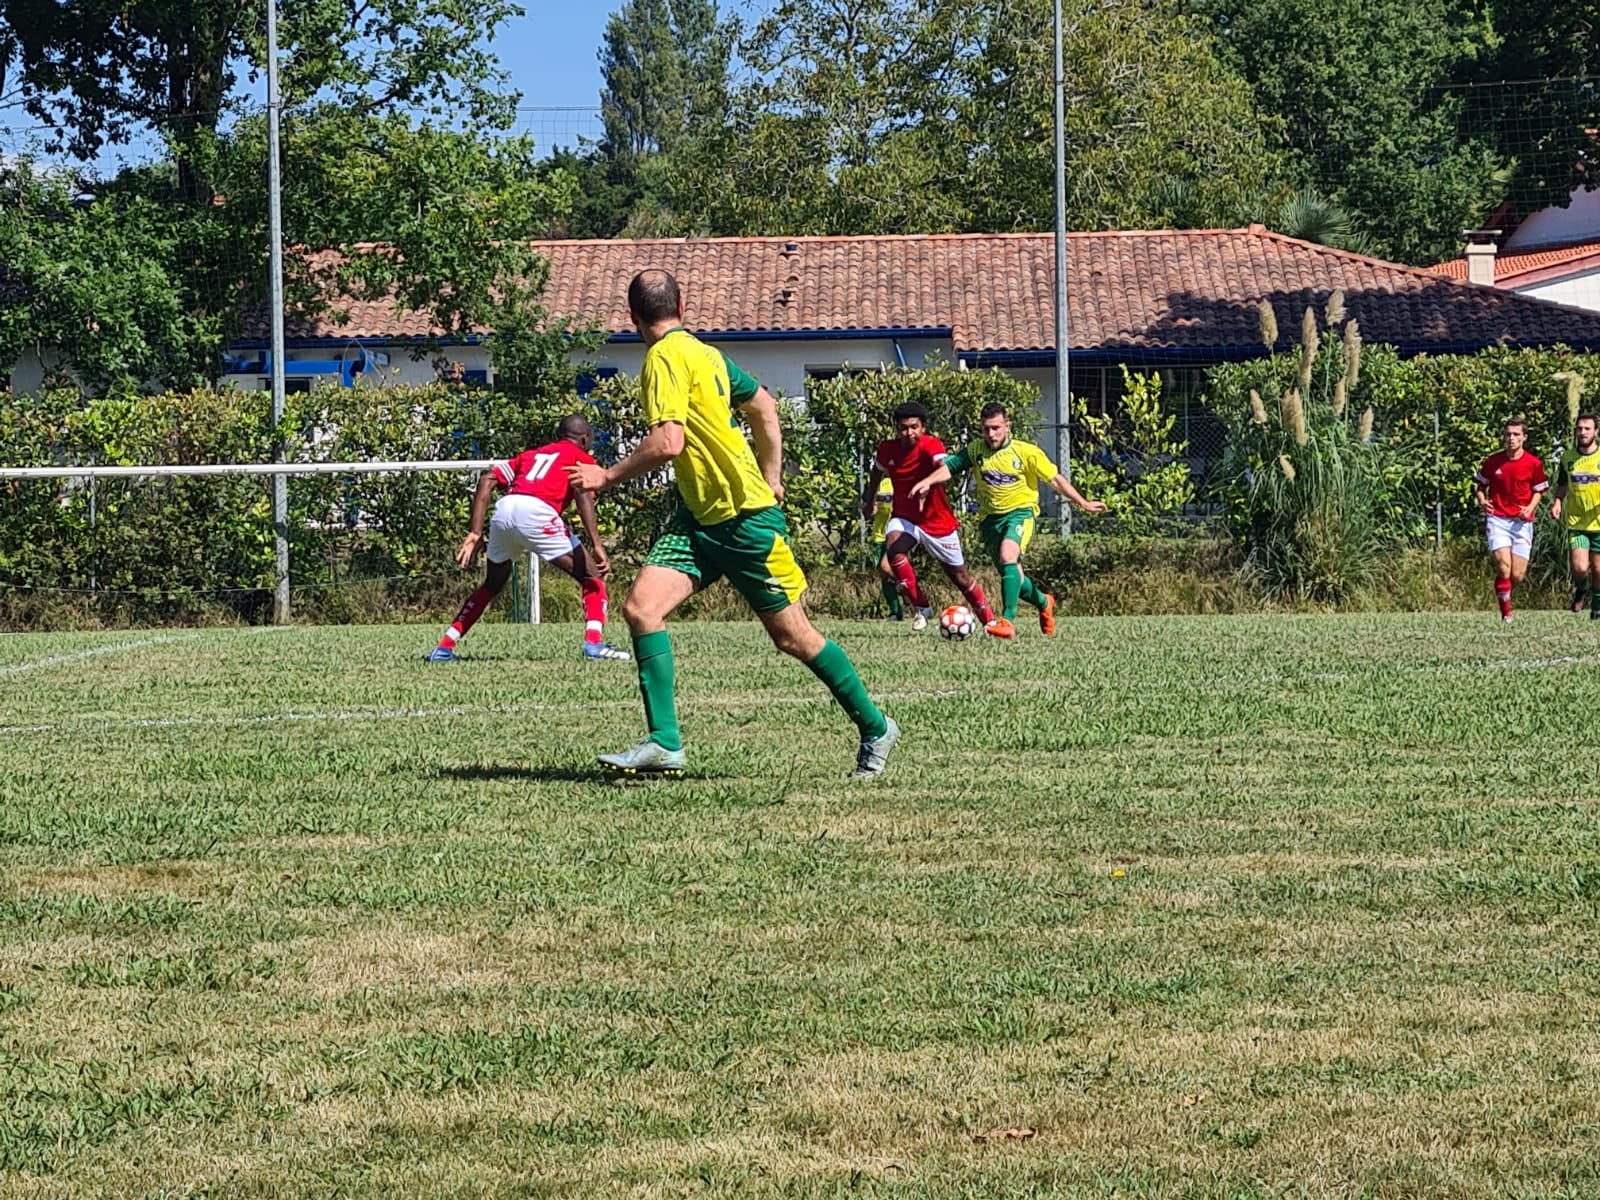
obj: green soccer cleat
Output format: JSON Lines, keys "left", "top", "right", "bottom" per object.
{"left": 598, "top": 738, "right": 687, "bottom": 777}
{"left": 851, "top": 716, "right": 901, "bottom": 779}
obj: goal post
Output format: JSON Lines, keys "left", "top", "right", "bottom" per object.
{"left": 0, "top": 458, "right": 549, "bottom": 624}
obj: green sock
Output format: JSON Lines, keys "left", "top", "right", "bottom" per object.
{"left": 632, "top": 630, "right": 681, "bottom": 751}
{"left": 806, "top": 640, "right": 888, "bottom": 739}
{"left": 1000, "top": 562, "right": 1023, "bottom": 620}
{"left": 1019, "top": 573, "right": 1048, "bottom": 610}
{"left": 881, "top": 578, "right": 903, "bottom": 617}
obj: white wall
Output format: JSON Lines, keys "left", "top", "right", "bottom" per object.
{"left": 8, "top": 350, "right": 49, "bottom": 395}
{"left": 220, "top": 345, "right": 493, "bottom": 391}
{"left": 1506, "top": 188, "right": 1600, "bottom": 249}
{"left": 1517, "top": 270, "right": 1600, "bottom": 314}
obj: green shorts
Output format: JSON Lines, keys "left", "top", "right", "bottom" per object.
{"left": 979, "top": 509, "right": 1037, "bottom": 561}
{"left": 645, "top": 505, "right": 808, "bottom": 614}
{"left": 1570, "top": 530, "right": 1600, "bottom": 552}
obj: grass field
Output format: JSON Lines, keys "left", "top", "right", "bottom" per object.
{"left": 2, "top": 613, "right": 1599, "bottom": 1198}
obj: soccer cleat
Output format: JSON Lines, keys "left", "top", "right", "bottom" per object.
{"left": 851, "top": 716, "right": 901, "bottom": 779}
{"left": 425, "top": 646, "right": 461, "bottom": 663}
{"left": 1572, "top": 587, "right": 1588, "bottom": 614}
{"left": 598, "top": 738, "right": 687, "bottom": 777}
{"left": 1501, "top": 612, "right": 1514, "bottom": 624}
{"left": 1039, "top": 593, "right": 1057, "bottom": 635}
{"left": 911, "top": 607, "right": 932, "bottom": 631}
{"left": 883, "top": 612, "right": 904, "bottom": 622}
{"left": 985, "top": 617, "right": 1015, "bottom": 639}
{"left": 582, "top": 641, "right": 631, "bottom": 661}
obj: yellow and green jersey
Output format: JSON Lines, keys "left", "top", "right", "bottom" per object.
{"left": 641, "top": 328, "right": 776, "bottom": 526}
{"left": 1557, "top": 446, "right": 1600, "bottom": 531}
{"left": 869, "top": 477, "right": 894, "bottom": 541}
{"left": 940, "top": 437, "right": 1058, "bottom": 518}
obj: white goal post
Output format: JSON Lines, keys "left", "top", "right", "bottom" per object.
{"left": 0, "top": 458, "right": 544, "bottom": 624}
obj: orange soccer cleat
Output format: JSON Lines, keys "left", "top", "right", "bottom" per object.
{"left": 985, "top": 617, "right": 1015, "bottom": 639}
{"left": 1039, "top": 593, "right": 1057, "bottom": 635}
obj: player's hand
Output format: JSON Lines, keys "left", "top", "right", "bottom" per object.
{"left": 860, "top": 497, "right": 876, "bottom": 519}
{"left": 1075, "top": 499, "right": 1110, "bottom": 515}
{"left": 592, "top": 549, "right": 611, "bottom": 576}
{"left": 1519, "top": 503, "right": 1539, "bottom": 521}
{"left": 456, "top": 532, "right": 483, "bottom": 569}
{"left": 908, "top": 480, "right": 932, "bottom": 500}
{"left": 769, "top": 479, "right": 785, "bottom": 503}
{"left": 1551, "top": 499, "right": 1563, "bottom": 522}
{"left": 566, "top": 462, "right": 608, "bottom": 493}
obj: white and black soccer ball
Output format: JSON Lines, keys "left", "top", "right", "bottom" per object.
{"left": 938, "top": 604, "right": 978, "bottom": 640}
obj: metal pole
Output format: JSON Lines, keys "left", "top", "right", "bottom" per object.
{"left": 1434, "top": 409, "right": 1443, "bottom": 553}
{"left": 266, "top": 0, "right": 290, "bottom": 624}
{"left": 1053, "top": 0, "right": 1072, "bottom": 532}
{"left": 531, "top": 553, "right": 542, "bottom": 624}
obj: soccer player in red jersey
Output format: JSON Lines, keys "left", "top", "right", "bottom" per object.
{"left": 1473, "top": 418, "right": 1549, "bottom": 623}
{"left": 427, "top": 414, "right": 629, "bottom": 662}
{"left": 860, "top": 403, "right": 997, "bottom": 633}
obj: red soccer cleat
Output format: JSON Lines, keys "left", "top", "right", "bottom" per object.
{"left": 1039, "top": 593, "right": 1057, "bottom": 635}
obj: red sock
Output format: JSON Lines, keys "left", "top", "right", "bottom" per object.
{"left": 1495, "top": 577, "right": 1512, "bottom": 618}
{"left": 440, "top": 585, "right": 495, "bottom": 647}
{"left": 960, "top": 581, "right": 995, "bottom": 624}
{"left": 581, "top": 577, "right": 607, "bottom": 645}
{"left": 889, "top": 555, "right": 928, "bottom": 609}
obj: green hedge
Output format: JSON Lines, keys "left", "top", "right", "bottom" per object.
{"left": 0, "top": 364, "right": 1044, "bottom": 625}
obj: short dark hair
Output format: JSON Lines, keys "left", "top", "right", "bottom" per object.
{"left": 628, "top": 269, "right": 681, "bottom": 324}
{"left": 980, "top": 402, "right": 1009, "bottom": 421}
{"left": 1504, "top": 417, "right": 1528, "bottom": 433}
{"left": 1576, "top": 411, "right": 1599, "bottom": 429}
{"left": 558, "top": 413, "right": 591, "bottom": 441}
{"left": 892, "top": 402, "right": 929, "bottom": 424}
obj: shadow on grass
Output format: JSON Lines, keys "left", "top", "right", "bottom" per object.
{"left": 433, "top": 763, "right": 727, "bottom": 784}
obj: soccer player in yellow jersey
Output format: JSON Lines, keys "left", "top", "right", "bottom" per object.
{"left": 1551, "top": 411, "right": 1600, "bottom": 620}
{"left": 868, "top": 476, "right": 903, "bottom": 620}
{"left": 910, "top": 402, "right": 1106, "bottom": 637}
{"left": 567, "top": 269, "right": 899, "bottom": 777}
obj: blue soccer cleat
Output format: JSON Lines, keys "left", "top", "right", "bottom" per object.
{"left": 425, "top": 646, "right": 461, "bottom": 663}
{"left": 851, "top": 716, "right": 901, "bottom": 779}
{"left": 598, "top": 738, "right": 687, "bottom": 777}
{"left": 582, "top": 641, "right": 631, "bottom": 662}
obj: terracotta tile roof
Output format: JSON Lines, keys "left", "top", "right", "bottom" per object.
{"left": 1427, "top": 239, "right": 1600, "bottom": 288}
{"left": 250, "top": 227, "right": 1600, "bottom": 355}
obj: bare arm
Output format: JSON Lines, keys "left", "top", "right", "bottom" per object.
{"left": 573, "top": 489, "right": 609, "bottom": 574}
{"left": 568, "top": 422, "right": 685, "bottom": 494}
{"left": 742, "top": 387, "right": 784, "bottom": 500}
{"left": 908, "top": 462, "right": 953, "bottom": 500}
{"left": 1048, "top": 472, "right": 1108, "bottom": 514}
{"left": 456, "top": 472, "right": 499, "bottom": 568}
{"left": 861, "top": 465, "right": 885, "bottom": 518}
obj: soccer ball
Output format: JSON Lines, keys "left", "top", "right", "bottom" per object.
{"left": 938, "top": 604, "right": 978, "bottom": 640}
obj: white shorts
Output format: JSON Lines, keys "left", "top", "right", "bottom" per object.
{"left": 487, "top": 495, "right": 580, "bottom": 564}
{"left": 1485, "top": 514, "right": 1534, "bottom": 559}
{"left": 884, "top": 516, "right": 965, "bottom": 568}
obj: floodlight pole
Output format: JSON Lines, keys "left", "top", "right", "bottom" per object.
{"left": 267, "top": 0, "right": 290, "bottom": 624}
{"left": 1053, "top": 0, "right": 1072, "bottom": 533}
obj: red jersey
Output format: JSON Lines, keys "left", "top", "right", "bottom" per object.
{"left": 492, "top": 439, "right": 594, "bottom": 512}
{"left": 1475, "top": 449, "right": 1549, "bottom": 518}
{"left": 874, "top": 434, "right": 959, "bottom": 536}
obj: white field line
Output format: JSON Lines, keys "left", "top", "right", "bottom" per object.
{"left": 0, "top": 633, "right": 201, "bottom": 678}
{"left": 0, "top": 689, "right": 961, "bottom": 739}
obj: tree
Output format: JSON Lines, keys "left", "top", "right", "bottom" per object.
{"left": 599, "top": 0, "right": 728, "bottom": 158}
{"left": 1463, "top": 2, "right": 1600, "bottom": 223}
{"left": 0, "top": 163, "right": 230, "bottom": 392}
{"left": 0, "top": 0, "right": 523, "bottom": 204}
{"left": 662, "top": 0, "right": 1281, "bottom": 237}
{"left": 1187, "top": 0, "right": 1501, "bottom": 263}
